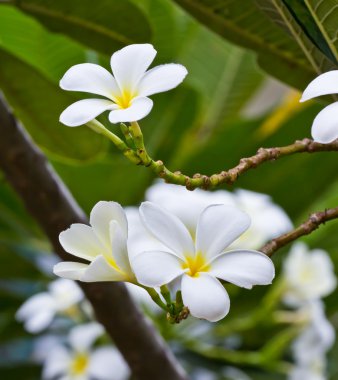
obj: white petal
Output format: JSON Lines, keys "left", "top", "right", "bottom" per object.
{"left": 108, "top": 97, "right": 153, "bottom": 123}
{"left": 132, "top": 250, "right": 185, "bottom": 287}
{"left": 90, "top": 201, "right": 128, "bottom": 250}
{"left": 60, "top": 99, "right": 117, "bottom": 127}
{"left": 109, "top": 220, "right": 132, "bottom": 274}
{"left": 81, "top": 255, "right": 127, "bottom": 282}
{"left": 69, "top": 322, "right": 103, "bottom": 352}
{"left": 42, "top": 346, "right": 70, "bottom": 379}
{"left": 181, "top": 273, "right": 230, "bottom": 322}
{"left": 89, "top": 347, "right": 130, "bottom": 380}
{"left": 300, "top": 70, "right": 338, "bottom": 102}
{"left": 196, "top": 205, "right": 251, "bottom": 260}
{"left": 24, "top": 310, "right": 55, "bottom": 334}
{"left": 16, "top": 293, "right": 54, "bottom": 322}
{"left": 311, "top": 102, "right": 338, "bottom": 143}
{"left": 209, "top": 250, "right": 275, "bottom": 289}
{"left": 53, "top": 261, "right": 88, "bottom": 281}
{"left": 48, "top": 279, "right": 84, "bottom": 310}
{"left": 140, "top": 202, "right": 194, "bottom": 257}
{"left": 60, "top": 63, "right": 121, "bottom": 100}
{"left": 138, "top": 64, "right": 188, "bottom": 97}
{"left": 59, "top": 224, "right": 106, "bottom": 262}
{"left": 110, "top": 44, "right": 156, "bottom": 92}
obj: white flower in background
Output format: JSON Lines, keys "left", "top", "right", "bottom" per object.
{"left": 131, "top": 202, "right": 275, "bottom": 322}
{"left": 283, "top": 242, "right": 336, "bottom": 306}
{"left": 59, "top": 43, "right": 188, "bottom": 126}
{"left": 300, "top": 70, "right": 338, "bottom": 143}
{"left": 54, "top": 201, "right": 134, "bottom": 283}
{"left": 42, "top": 322, "right": 130, "bottom": 380}
{"left": 16, "top": 279, "right": 83, "bottom": 333}
{"left": 289, "top": 362, "right": 326, "bottom": 380}
{"left": 142, "top": 181, "right": 292, "bottom": 249}
{"left": 292, "top": 301, "right": 335, "bottom": 366}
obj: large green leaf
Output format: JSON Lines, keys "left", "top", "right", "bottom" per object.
{"left": 7, "top": 0, "right": 152, "bottom": 55}
{"left": 173, "top": 0, "right": 337, "bottom": 88}
{"left": 283, "top": 0, "right": 338, "bottom": 63}
{"left": 0, "top": 49, "right": 106, "bottom": 161}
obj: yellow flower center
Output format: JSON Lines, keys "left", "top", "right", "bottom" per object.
{"left": 115, "top": 89, "right": 134, "bottom": 109}
{"left": 70, "top": 353, "right": 89, "bottom": 375}
{"left": 182, "top": 252, "right": 210, "bottom": 277}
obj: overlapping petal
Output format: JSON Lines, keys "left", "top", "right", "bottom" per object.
{"left": 60, "top": 99, "right": 117, "bottom": 127}
{"left": 53, "top": 261, "right": 88, "bottom": 281}
{"left": 196, "top": 204, "right": 251, "bottom": 260}
{"left": 109, "top": 220, "right": 131, "bottom": 274}
{"left": 209, "top": 250, "right": 275, "bottom": 289}
{"left": 108, "top": 97, "right": 153, "bottom": 123}
{"left": 138, "top": 64, "right": 188, "bottom": 97}
{"left": 300, "top": 70, "right": 338, "bottom": 102}
{"left": 132, "top": 250, "right": 185, "bottom": 287}
{"left": 60, "top": 63, "right": 121, "bottom": 101}
{"left": 110, "top": 44, "right": 156, "bottom": 92}
{"left": 140, "top": 202, "right": 194, "bottom": 257}
{"left": 181, "top": 273, "right": 230, "bottom": 322}
{"left": 81, "top": 255, "right": 127, "bottom": 282}
{"left": 311, "top": 102, "right": 338, "bottom": 143}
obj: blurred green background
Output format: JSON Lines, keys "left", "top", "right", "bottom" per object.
{"left": 1, "top": 0, "right": 338, "bottom": 379}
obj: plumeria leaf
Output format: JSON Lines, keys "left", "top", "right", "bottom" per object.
{"left": 7, "top": 0, "right": 152, "bottom": 55}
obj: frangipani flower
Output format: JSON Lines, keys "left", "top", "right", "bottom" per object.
{"left": 283, "top": 242, "right": 336, "bottom": 306}
{"left": 301, "top": 70, "right": 338, "bottom": 143}
{"left": 132, "top": 202, "right": 275, "bottom": 322}
{"left": 42, "top": 322, "right": 130, "bottom": 380}
{"left": 59, "top": 44, "right": 188, "bottom": 126}
{"left": 54, "top": 201, "right": 134, "bottom": 283}
{"left": 16, "top": 279, "right": 83, "bottom": 333}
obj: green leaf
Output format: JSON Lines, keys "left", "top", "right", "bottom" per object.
{"left": 173, "top": 0, "right": 337, "bottom": 88}
{"left": 7, "top": 0, "right": 152, "bottom": 55}
{"left": 283, "top": 0, "right": 338, "bottom": 63}
{"left": 0, "top": 48, "right": 106, "bottom": 161}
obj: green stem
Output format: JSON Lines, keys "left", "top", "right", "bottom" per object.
{"left": 160, "top": 285, "right": 172, "bottom": 305}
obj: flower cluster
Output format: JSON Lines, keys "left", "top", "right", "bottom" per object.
{"left": 54, "top": 196, "right": 276, "bottom": 322}
{"left": 282, "top": 243, "right": 336, "bottom": 379}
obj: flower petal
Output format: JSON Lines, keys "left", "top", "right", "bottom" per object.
{"left": 109, "top": 220, "right": 132, "bottom": 275}
{"left": 59, "top": 224, "right": 106, "bottom": 262}
{"left": 132, "top": 250, "right": 185, "bottom": 287}
{"left": 181, "top": 273, "right": 230, "bottom": 322}
{"left": 69, "top": 322, "right": 103, "bottom": 352}
{"left": 138, "top": 64, "right": 188, "bottom": 97}
{"left": 311, "top": 102, "right": 338, "bottom": 143}
{"left": 60, "top": 99, "right": 117, "bottom": 127}
{"left": 89, "top": 347, "right": 130, "bottom": 380}
{"left": 108, "top": 97, "right": 153, "bottom": 123}
{"left": 140, "top": 201, "right": 194, "bottom": 257}
{"left": 53, "top": 261, "right": 88, "bottom": 281}
{"left": 196, "top": 205, "right": 251, "bottom": 260}
{"left": 81, "top": 255, "right": 127, "bottom": 282}
{"left": 110, "top": 44, "right": 156, "bottom": 92}
{"left": 209, "top": 249, "right": 275, "bottom": 289}
{"left": 300, "top": 70, "right": 338, "bottom": 102}
{"left": 42, "top": 346, "right": 70, "bottom": 379}
{"left": 90, "top": 201, "right": 128, "bottom": 250}
{"left": 60, "top": 63, "right": 121, "bottom": 100}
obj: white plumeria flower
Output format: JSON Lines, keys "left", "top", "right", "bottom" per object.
{"left": 16, "top": 279, "right": 83, "bottom": 333}
{"left": 42, "top": 322, "right": 130, "bottom": 380}
{"left": 289, "top": 362, "right": 326, "bottom": 380}
{"left": 54, "top": 201, "right": 134, "bottom": 283}
{"left": 131, "top": 202, "right": 275, "bottom": 322}
{"left": 142, "top": 181, "right": 292, "bottom": 249}
{"left": 301, "top": 70, "right": 338, "bottom": 143}
{"left": 59, "top": 44, "right": 188, "bottom": 126}
{"left": 283, "top": 242, "right": 336, "bottom": 306}
{"left": 292, "top": 301, "right": 335, "bottom": 366}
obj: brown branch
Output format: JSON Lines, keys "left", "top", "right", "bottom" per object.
{"left": 0, "top": 96, "right": 188, "bottom": 380}
{"left": 260, "top": 207, "right": 338, "bottom": 257}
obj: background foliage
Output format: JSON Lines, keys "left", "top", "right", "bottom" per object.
{"left": 1, "top": 0, "right": 338, "bottom": 379}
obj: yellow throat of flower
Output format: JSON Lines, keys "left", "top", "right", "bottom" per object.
{"left": 182, "top": 252, "right": 210, "bottom": 277}
{"left": 70, "top": 352, "right": 89, "bottom": 376}
{"left": 115, "top": 89, "right": 134, "bottom": 109}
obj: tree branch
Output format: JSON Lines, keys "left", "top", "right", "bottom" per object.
{"left": 260, "top": 207, "right": 338, "bottom": 257}
{"left": 0, "top": 96, "right": 188, "bottom": 380}
{"left": 93, "top": 121, "right": 338, "bottom": 190}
